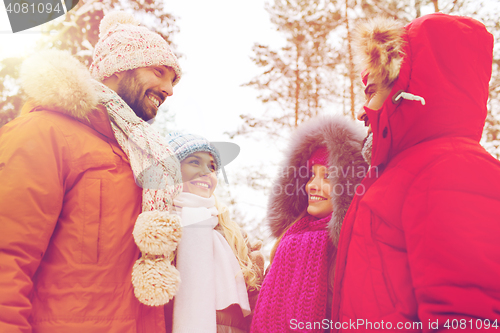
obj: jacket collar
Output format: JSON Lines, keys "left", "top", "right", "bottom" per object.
{"left": 85, "top": 105, "right": 116, "bottom": 140}
{"left": 23, "top": 102, "right": 116, "bottom": 141}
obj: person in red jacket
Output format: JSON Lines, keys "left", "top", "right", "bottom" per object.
{"left": 0, "top": 11, "right": 183, "bottom": 333}
{"left": 331, "top": 13, "right": 500, "bottom": 332}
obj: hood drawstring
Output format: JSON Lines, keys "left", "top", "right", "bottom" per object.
{"left": 393, "top": 91, "right": 426, "bottom": 105}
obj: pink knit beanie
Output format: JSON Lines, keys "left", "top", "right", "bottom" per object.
{"left": 308, "top": 146, "right": 329, "bottom": 167}
{"left": 90, "top": 11, "right": 182, "bottom": 85}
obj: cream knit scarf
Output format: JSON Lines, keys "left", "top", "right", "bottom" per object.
{"left": 95, "top": 81, "right": 183, "bottom": 306}
{"left": 173, "top": 192, "right": 251, "bottom": 333}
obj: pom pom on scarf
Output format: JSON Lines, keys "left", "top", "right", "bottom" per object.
{"left": 131, "top": 255, "right": 181, "bottom": 306}
{"left": 133, "top": 211, "right": 182, "bottom": 255}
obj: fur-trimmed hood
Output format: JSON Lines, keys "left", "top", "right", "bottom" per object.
{"left": 353, "top": 16, "right": 405, "bottom": 87}
{"left": 267, "top": 115, "right": 368, "bottom": 246}
{"left": 20, "top": 50, "right": 99, "bottom": 120}
{"left": 352, "top": 13, "right": 493, "bottom": 168}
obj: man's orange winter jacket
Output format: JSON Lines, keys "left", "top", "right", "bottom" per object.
{"left": 0, "top": 53, "right": 171, "bottom": 333}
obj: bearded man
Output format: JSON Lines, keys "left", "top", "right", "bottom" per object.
{"left": 0, "top": 11, "right": 183, "bottom": 332}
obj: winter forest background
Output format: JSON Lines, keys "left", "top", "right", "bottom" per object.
{"left": 1, "top": 0, "right": 500, "bottom": 259}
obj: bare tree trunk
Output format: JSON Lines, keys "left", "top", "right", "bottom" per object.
{"left": 315, "top": 74, "right": 320, "bottom": 116}
{"left": 295, "top": 41, "right": 300, "bottom": 127}
{"left": 432, "top": 0, "right": 439, "bottom": 12}
{"left": 313, "top": 44, "right": 320, "bottom": 117}
{"left": 345, "top": 0, "right": 356, "bottom": 119}
{"left": 415, "top": 0, "right": 422, "bottom": 17}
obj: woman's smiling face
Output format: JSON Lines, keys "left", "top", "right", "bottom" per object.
{"left": 180, "top": 152, "right": 217, "bottom": 198}
{"left": 306, "top": 164, "right": 333, "bottom": 219}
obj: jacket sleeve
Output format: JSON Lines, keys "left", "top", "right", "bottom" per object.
{"left": 0, "top": 115, "right": 65, "bottom": 333}
{"left": 402, "top": 153, "right": 500, "bottom": 332}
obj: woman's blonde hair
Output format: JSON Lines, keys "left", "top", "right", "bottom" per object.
{"left": 214, "top": 195, "right": 260, "bottom": 291}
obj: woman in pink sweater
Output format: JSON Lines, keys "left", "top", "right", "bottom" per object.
{"left": 250, "top": 115, "right": 367, "bottom": 332}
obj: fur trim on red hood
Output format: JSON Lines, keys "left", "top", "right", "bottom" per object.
{"left": 353, "top": 13, "right": 493, "bottom": 168}
{"left": 353, "top": 16, "right": 405, "bottom": 87}
{"left": 267, "top": 115, "right": 368, "bottom": 246}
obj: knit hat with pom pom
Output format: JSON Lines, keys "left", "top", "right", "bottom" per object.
{"left": 90, "top": 11, "right": 181, "bottom": 85}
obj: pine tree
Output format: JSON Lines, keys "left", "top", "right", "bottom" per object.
{"left": 230, "top": 0, "right": 342, "bottom": 139}
{"left": 0, "top": 57, "right": 24, "bottom": 126}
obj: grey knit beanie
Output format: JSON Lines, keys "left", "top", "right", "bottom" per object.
{"left": 166, "top": 132, "right": 222, "bottom": 171}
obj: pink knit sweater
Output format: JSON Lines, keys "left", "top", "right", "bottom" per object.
{"left": 251, "top": 213, "right": 333, "bottom": 332}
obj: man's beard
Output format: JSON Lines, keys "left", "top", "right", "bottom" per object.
{"left": 116, "top": 71, "right": 153, "bottom": 121}
{"left": 362, "top": 132, "right": 373, "bottom": 165}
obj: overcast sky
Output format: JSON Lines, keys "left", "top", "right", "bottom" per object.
{"left": 160, "top": 0, "right": 286, "bottom": 163}
{"left": 161, "top": 1, "right": 289, "bottom": 222}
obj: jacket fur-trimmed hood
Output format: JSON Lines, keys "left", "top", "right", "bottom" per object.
{"left": 353, "top": 17, "right": 405, "bottom": 87}
{"left": 352, "top": 13, "right": 493, "bottom": 168}
{"left": 267, "top": 115, "right": 368, "bottom": 246}
{"left": 20, "top": 50, "right": 99, "bottom": 119}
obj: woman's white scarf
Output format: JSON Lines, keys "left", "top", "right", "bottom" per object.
{"left": 173, "top": 192, "right": 251, "bottom": 333}
{"left": 95, "top": 81, "right": 183, "bottom": 306}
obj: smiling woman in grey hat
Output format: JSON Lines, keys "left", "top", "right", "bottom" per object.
{"left": 167, "top": 132, "right": 264, "bottom": 333}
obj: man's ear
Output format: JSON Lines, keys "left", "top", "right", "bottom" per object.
{"left": 102, "top": 72, "right": 122, "bottom": 91}
{"left": 114, "top": 71, "right": 124, "bottom": 80}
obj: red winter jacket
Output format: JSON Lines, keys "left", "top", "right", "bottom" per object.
{"left": 332, "top": 13, "right": 500, "bottom": 332}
